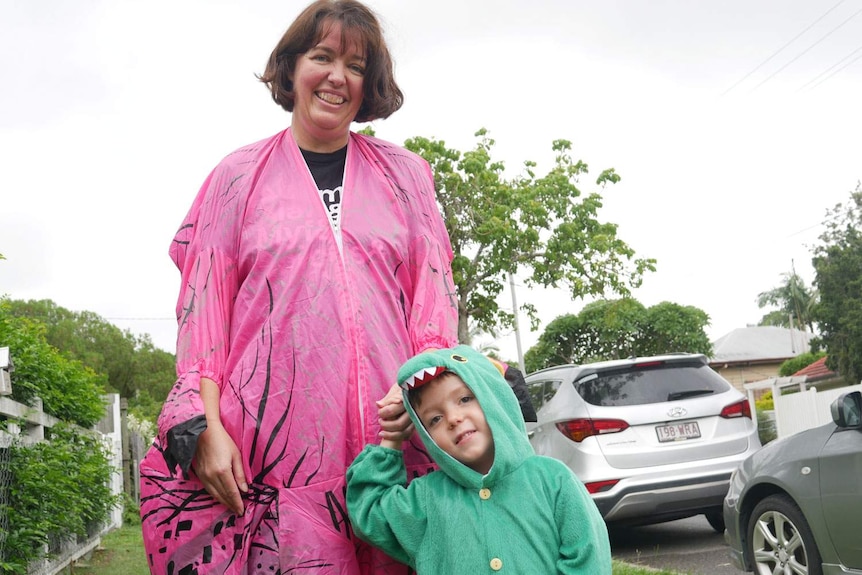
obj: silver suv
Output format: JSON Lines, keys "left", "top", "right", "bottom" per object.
{"left": 526, "top": 353, "right": 761, "bottom": 531}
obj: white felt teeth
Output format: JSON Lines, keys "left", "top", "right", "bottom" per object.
{"left": 401, "top": 366, "right": 446, "bottom": 389}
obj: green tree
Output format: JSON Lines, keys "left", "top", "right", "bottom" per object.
{"left": 127, "top": 336, "right": 176, "bottom": 422}
{"left": 524, "top": 298, "right": 712, "bottom": 372}
{"left": 469, "top": 323, "right": 502, "bottom": 359}
{"left": 6, "top": 300, "right": 128, "bottom": 393}
{"left": 756, "top": 267, "right": 817, "bottom": 332}
{"left": 758, "top": 310, "right": 792, "bottom": 327}
{"left": 778, "top": 351, "right": 826, "bottom": 377}
{"left": 640, "top": 301, "right": 712, "bottom": 357}
{"left": 0, "top": 299, "right": 105, "bottom": 427}
{"left": 5, "top": 299, "right": 175, "bottom": 424}
{"left": 812, "top": 184, "right": 862, "bottom": 384}
{"left": 405, "top": 130, "right": 656, "bottom": 344}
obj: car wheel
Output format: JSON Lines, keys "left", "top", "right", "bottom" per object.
{"left": 747, "top": 494, "right": 822, "bottom": 575}
{"left": 704, "top": 510, "right": 725, "bottom": 533}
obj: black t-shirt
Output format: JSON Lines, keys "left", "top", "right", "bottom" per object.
{"left": 301, "top": 145, "right": 347, "bottom": 191}
{"left": 301, "top": 145, "right": 347, "bottom": 240}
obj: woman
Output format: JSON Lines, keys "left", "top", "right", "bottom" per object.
{"left": 138, "top": 1, "right": 458, "bottom": 573}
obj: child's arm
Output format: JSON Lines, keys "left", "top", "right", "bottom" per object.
{"left": 553, "top": 464, "right": 614, "bottom": 574}
{"left": 346, "top": 445, "right": 428, "bottom": 567}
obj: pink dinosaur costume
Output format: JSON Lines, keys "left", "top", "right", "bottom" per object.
{"left": 139, "top": 128, "right": 458, "bottom": 575}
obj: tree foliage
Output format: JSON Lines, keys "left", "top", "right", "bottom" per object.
{"left": 756, "top": 268, "right": 817, "bottom": 331}
{"left": 3, "top": 298, "right": 175, "bottom": 424}
{"left": 777, "top": 350, "right": 827, "bottom": 377}
{"left": 0, "top": 300, "right": 105, "bottom": 427}
{"left": 405, "top": 129, "right": 656, "bottom": 343}
{"left": 524, "top": 298, "right": 712, "bottom": 372}
{"left": 812, "top": 184, "right": 862, "bottom": 384}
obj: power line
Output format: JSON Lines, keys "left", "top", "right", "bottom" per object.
{"left": 785, "top": 210, "right": 845, "bottom": 238}
{"left": 797, "top": 43, "right": 862, "bottom": 91}
{"left": 748, "top": 3, "right": 862, "bottom": 93}
{"left": 722, "top": 0, "right": 848, "bottom": 96}
{"left": 805, "top": 47, "right": 862, "bottom": 90}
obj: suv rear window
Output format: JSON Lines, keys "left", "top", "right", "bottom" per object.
{"left": 574, "top": 362, "right": 731, "bottom": 407}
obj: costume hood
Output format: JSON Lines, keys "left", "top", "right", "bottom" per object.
{"left": 397, "top": 345, "right": 534, "bottom": 488}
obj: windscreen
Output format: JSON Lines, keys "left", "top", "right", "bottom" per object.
{"left": 574, "top": 362, "right": 732, "bottom": 407}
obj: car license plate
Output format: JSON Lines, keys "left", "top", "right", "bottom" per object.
{"left": 656, "top": 421, "right": 701, "bottom": 442}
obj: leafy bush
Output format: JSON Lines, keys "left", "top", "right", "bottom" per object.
{"left": 756, "top": 409, "right": 777, "bottom": 445}
{"left": 0, "top": 299, "right": 119, "bottom": 571}
{"left": 0, "top": 301, "right": 106, "bottom": 427}
{"left": 121, "top": 493, "right": 142, "bottom": 527}
{"left": 755, "top": 390, "right": 774, "bottom": 411}
{"left": 0, "top": 424, "right": 118, "bottom": 572}
{"left": 778, "top": 351, "right": 827, "bottom": 377}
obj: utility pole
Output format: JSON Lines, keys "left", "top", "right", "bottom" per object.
{"left": 509, "top": 274, "right": 525, "bottom": 369}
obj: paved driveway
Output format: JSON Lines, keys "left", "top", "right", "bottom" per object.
{"left": 609, "top": 516, "right": 739, "bottom": 575}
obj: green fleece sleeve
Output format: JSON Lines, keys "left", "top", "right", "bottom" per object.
{"left": 554, "top": 465, "right": 613, "bottom": 574}
{"left": 346, "top": 445, "right": 429, "bottom": 567}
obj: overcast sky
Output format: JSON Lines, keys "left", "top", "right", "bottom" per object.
{"left": 2, "top": 0, "right": 860, "bottom": 364}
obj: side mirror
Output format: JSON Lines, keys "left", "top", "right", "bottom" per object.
{"left": 831, "top": 390, "right": 862, "bottom": 429}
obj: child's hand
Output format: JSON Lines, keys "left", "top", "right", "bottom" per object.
{"left": 376, "top": 383, "right": 414, "bottom": 448}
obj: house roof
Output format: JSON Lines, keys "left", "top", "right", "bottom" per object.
{"left": 710, "top": 326, "right": 816, "bottom": 365}
{"left": 792, "top": 356, "right": 836, "bottom": 379}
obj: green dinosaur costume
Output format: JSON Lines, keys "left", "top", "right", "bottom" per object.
{"left": 347, "top": 345, "right": 612, "bottom": 574}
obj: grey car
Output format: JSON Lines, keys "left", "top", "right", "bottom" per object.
{"left": 526, "top": 353, "right": 761, "bottom": 531}
{"left": 723, "top": 390, "right": 862, "bottom": 575}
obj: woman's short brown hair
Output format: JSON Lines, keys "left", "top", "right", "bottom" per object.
{"left": 258, "top": 0, "right": 403, "bottom": 123}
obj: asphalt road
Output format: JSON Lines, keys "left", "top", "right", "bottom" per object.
{"left": 609, "top": 515, "right": 741, "bottom": 575}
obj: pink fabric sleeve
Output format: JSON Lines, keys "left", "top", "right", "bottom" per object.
{"left": 407, "top": 161, "right": 459, "bottom": 354}
{"left": 156, "top": 170, "right": 239, "bottom": 464}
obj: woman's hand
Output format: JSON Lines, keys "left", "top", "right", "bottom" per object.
{"left": 376, "top": 383, "right": 414, "bottom": 448}
{"left": 194, "top": 419, "right": 248, "bottom": 516}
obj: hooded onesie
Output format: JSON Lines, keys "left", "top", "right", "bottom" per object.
{"left": 138, "top": 129, "right": 458, "bottom": 575}
{"left": 346, "top": 345, "right": 613, "bottom": 575}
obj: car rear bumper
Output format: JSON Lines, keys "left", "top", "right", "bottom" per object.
{"left": 594, "top": 472, "right": 732, "bottom": 524}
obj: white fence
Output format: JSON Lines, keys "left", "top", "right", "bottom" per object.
{"left": 773, "top": 383, "right": 862, "bottom": 438}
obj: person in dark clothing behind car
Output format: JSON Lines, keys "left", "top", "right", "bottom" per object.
{"left": 489, "top": 357, "right": 538, "bottom": 422}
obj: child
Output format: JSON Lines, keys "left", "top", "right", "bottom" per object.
{"left": 346, "top": 345, "right": 612, "bottom": 574}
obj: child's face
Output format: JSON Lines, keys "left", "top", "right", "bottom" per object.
{"left": 415, "top": 373, "right": 494, "bottom": 474}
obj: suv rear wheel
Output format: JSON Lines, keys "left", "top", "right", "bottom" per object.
{"left": 704, "top": 509, "right": 725, "bottom": 533}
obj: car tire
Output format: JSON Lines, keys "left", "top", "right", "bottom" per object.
{"left": 704, "top": 510, "right": 725, "bottom": 533}
{"left": 747, "top": 494, "right": 822, "bottom": 575}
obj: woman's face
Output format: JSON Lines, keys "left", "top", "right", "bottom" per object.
{"left": 290, "top": 21, "right": 365, "bottom": 152}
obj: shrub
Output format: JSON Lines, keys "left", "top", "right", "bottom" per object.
{"left": 755, "top": 390, "right": 774, "bottom": 411}
{"left": 757, "top": 409, "right": 777, "bottom": 445}
{"left": 0, "top": 424, "right": 119, "bottom": 571}
{"left": 778, "top": 351, "right": 827, "bottom": 377}
{"left": 0, "top": 301, "right": 106, "bottom": 427}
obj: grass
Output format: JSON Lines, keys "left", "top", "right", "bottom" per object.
{"left": 70, "top": 524, "right": 149, "bottom": 575}
{"left": 613, "top": 560, "right": 688, "bottom": 575}
{"left": 70, "top": 524, "right": 688, "bottom": 575}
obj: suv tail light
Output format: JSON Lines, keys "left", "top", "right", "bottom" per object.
{"left": 720, "top": 399, "right": 752, "bottom": 419}
{"left": 555, "top": 418, "right": 629, "bottom": 442}
{"left": 584, "top": 479, "right": 620, "bottom": 494}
